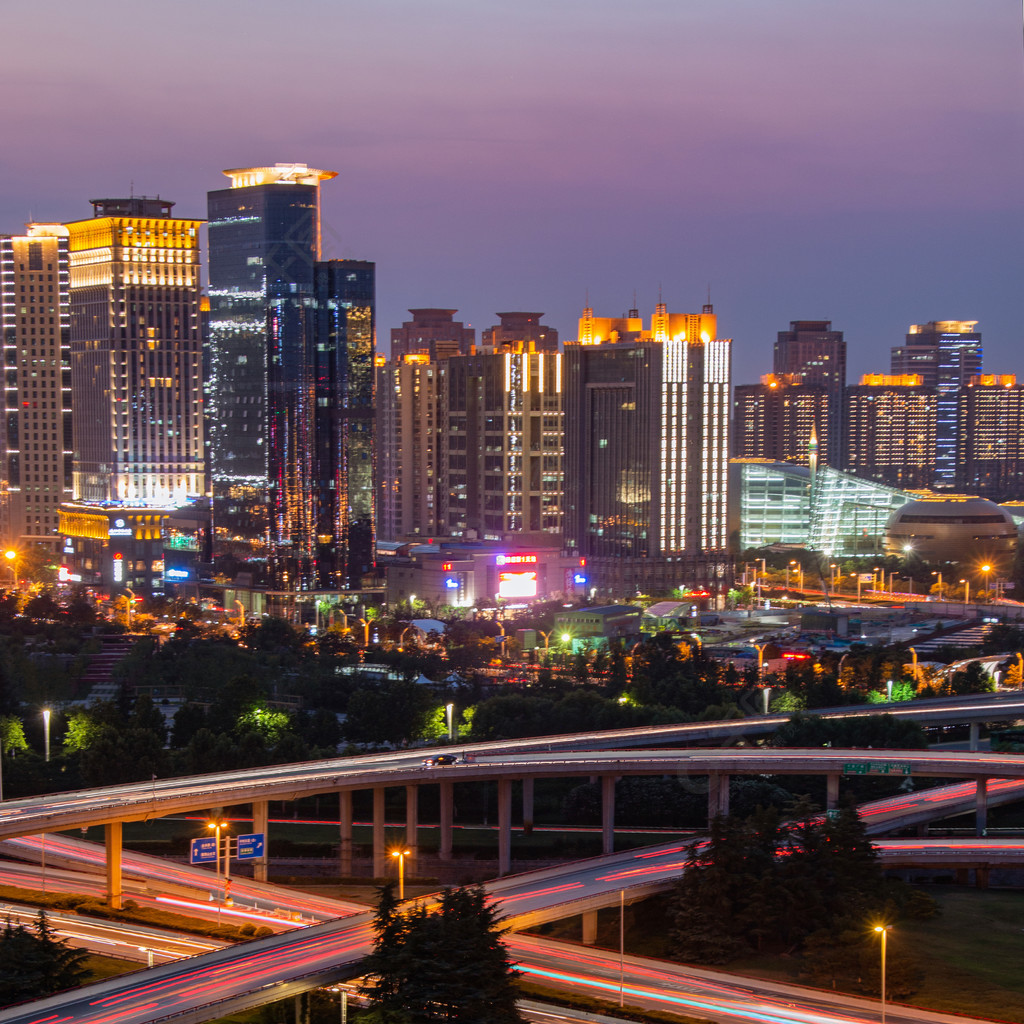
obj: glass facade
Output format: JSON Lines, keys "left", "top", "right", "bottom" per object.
{"left": 729, "top": 459, "right": 810, "bottom": 550}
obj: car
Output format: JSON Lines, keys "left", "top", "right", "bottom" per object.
{"left": 422, "top": 753, "right": 460, "bottom": 767}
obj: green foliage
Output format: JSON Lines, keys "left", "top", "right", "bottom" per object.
{"left": 949, "top": 662, "right": 994, "bottom": 696}
{"left": 771, "top": 712, "right": 928, "bottom": 749}
{"left": 0, "top": 715, "right": 28, "bottom": 754}
{"left": 0, "top": 910, "right": 90, "bottom": 1007}
{"left": 865, "top": 680, "right": 916, "bottom": 703}
{"left": 361, "top": 883, "right": 524, "bottom": 1023}
{"left": 236, "top": 706, "right": 292, "bottom": 742}
{"left": 344, "top": 679, "right": 432, "bottom": 746}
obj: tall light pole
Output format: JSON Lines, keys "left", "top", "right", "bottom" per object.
{"left": 981, "top": 564, "right": 992, "bottom": 603}
{"left": 42, "top": 708, "right": 51, "bottom": 763}
{"left": 391, "top": 848, "right": 410, "bottom": 900}
{"left": 3, "top": 549, "right": 16, "bottom": 591}
{"left": 207, "top": 819, "right": 230, "bottom": 886}
{"left": 445, "top": 702, "right": 455, "bottom": 743}
{"left": 874, "top": 925, "right": 890, "bottom": 1024}
{"left": 960, "top": 578, "right": 969, "bottom": 608}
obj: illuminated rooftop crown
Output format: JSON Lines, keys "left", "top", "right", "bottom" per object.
{"left": 223, "top": 163, "right": 338, "bottom": 188}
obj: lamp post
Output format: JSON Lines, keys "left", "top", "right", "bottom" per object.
{"left": 445, "top": 702, "right": 455, "bottom": 743}
{"left": 753, "top": 643, "right": 766, "bottom": 683}
{"left": 391, "top": 848, "right": 410, "bottom": 900}
{"left": 981, "top": 564, "right": 992, "bottom": 603}
{"left": 207, "top": 819, "right": 230, "bottom": 886}
{"left": 42, "top": 708, "right": 51, "bottom": 763}
{"left": 124, "top": 586, "right": 136, "bottom": 629}
{"left": 3, "top": 549, "right": 16, "bottom": 590}
{"left": 874, "top": 925, "right": 890, "bottom": 1024}
{"left": 960, "top": 579, "right": 969, "bottom": 608}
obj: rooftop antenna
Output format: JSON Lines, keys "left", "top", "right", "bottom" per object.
{"left": 703, "top": 282, "right": 714, "bottom": 315}
{"left": 629, "top": 289, "right": 639, "bottom": 319}
{"left": 130, "top": 180, "right": 134, "bottom": 198}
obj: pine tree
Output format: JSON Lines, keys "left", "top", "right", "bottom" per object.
{"left": 0, "top": 911, "right": 90, "bottom": 1007}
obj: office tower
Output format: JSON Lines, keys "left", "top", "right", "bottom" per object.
{"left": 440, "top": 344, "right": 563, "bottom": 539}
{"left": 733, "top": 374, "right": 831, "bottom": 466}
{"left": 891, "top": 320, "right": 982, "bottom": 486}
{"left": 957, "top": 375, "right": 1024, "bottom": 499}
{"left": 60, "top": 197, "right": 205, "bottom": 595}
{"left": 564, "top": 303, "right": 731, "bottom": 597}
{"left": 0, "top": 225, "right": 72, "bottom": 550}
{"left": 377, "top": 354, "right": 442, "bottom": 541}
{"left": 480, "top": 312, "right": 558, "bottom": 353}
{"left": 773, "top": 320, "right": 845, "bottom": 461}
{"left": 312, "top": 259, "right": 376, "bottom": 586}
{"left": 390, "top": 308, "right": 474, "bottom": 360}
{"left": 206, "top": 163, "right": 335, "bottom": 581}
{"left": 845, "top": 374, "right": 936, "bottom": 489}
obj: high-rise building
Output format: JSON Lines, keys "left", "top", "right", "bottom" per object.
{"left": 311, "top": 259, "right": 376, "bottom": 586}
{"left": 733, "top": 374, "right": 831, "bottom": 466}
{"left": 564, "top": 303, "right": 731, "bottom": 597}
{"left": 390, "top": 308, "right": 474, "bottom": 361}
{"left": 480, "top": 312, "right": 558, "bottom": 353}
{"left": 377, "top": 354, "right": 442, "bottom": 542}
{"left": 59, "top": 197, "right": 206, "bottom": 595}
{"left": 440, "top": 344, "right": 564, "bottom": 540}
{"left": 206, "top": 163, "right": 336, "bottom": 583}
{"left": 845, "top": 374, "right": 936, "bottom": 489}
{"left": 957, "top": 374, "right": 1024, "bottom": 499}
{"left": 891, "top": 320, "right": 982, "bottom": 486}
{"left": 0, "top": 224, "right": 72, "bottom": 550}
{"left": 773, "top": 320, "right": 845, "bottom": 461}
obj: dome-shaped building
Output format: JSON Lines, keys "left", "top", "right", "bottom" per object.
{"left": 885, "top": 497, "right": 1018, "bottom": 563}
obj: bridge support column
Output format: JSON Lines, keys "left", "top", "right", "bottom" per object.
{"left": 405, "top": 785, "right": 418, "bottom": 868}
{"left": 581, "top": 910, "right": 598, "bottom": 946}
{"left": 601, "top": 776, "right": 616, "bottom": 855}
{"left": 969, "top": 722, "right": 980, "bottom": 752}
{"left": 252, "top": 800, "right": 269, "bottom": 882}
{"left": 522, "top": 776, "right": 534, "bottom": 833}
{"left": 826, "top": 773, "right": 840, "bottom": 811}
{"left": 439, "top": 780, "right": 454, "bottom": 861}
{"left": 339, "top": 790, "right": 353, "bottom": 877}
{"left": 373, "top": 787, "right": 387, "bottom": 878}
{"left": 976, "top": 866, "right": 990, "bottom": 889}
{"left": 707, "top": 772, "right": 730, "bottom": 822}
{"left": 975, "top": 778, "right": 988, "bottom": 836}
{"left": 498, "top": 778, "right": 512, "bottom": 876}
{"left": 105, "top": 821, "right": 123, "bottom": 909}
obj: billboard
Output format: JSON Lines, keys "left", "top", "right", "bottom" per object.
{"left": 498, "top": 570, "right": 538, "bottom": 598}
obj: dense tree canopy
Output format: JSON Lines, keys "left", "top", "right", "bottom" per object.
{"left": 0, "top": 911, "right": 90, "bottom": 1007}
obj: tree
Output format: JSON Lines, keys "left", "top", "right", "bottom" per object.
{"left": 361, "top": 883, "right": 524, "bottom": 1023}
{"left": 0, "top": 910, "right": 90, "bottom": 1007}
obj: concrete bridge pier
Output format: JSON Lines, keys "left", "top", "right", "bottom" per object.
{"left": 582, "top": 909, "right": 598, "bottom": 945}
{"left": 522, "top": 776, "right": 534, "bottom": 832}
{"left": 105, "top": 821, "right": 123, "bottom": 909}
{"left": 405, "top": 785, "right": 418, "bottom": 867}
{"left": 602, "top": 775, "right": 616, "bottom": 854}
{"left": 707, "top": 772, "right": 730, "bottom": 821}
{"left": 976, "top": 777, "right": 988, "bottom": 836}
{"left": 252, "top": 800, "right": 269, "bottom": 882}
{"left": 498, "top": 778, "right": 512, "bottom": 876}
{"left": 339, "top": 790, "right": 353, "bottom": 877}
{"left": 439, "top": 780, "right": 454, "bottom": 860}
{"left": 826, "top": 773, "right": 840, "bottom": 810}
{"left": 969, "top": 722, "right": 980, "bottom": 752}
{"left": 372, "top": 787, "right": 387, "bottom": 877}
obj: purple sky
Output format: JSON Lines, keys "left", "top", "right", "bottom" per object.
{"left": 2, "top": 0, "right": 1020, "bottom": 380}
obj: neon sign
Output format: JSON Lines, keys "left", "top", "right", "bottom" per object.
{"left": 496, "top": 554, "right": 537, "bottom": 566}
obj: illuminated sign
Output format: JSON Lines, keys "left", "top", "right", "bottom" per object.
{"left": 108, "top": 517, "right": 133, "bottom": 538}
{"left": 782, "top": 651, "right": 812, "bottom": 660}
{"left": 165, "top": 568, "right": 190, "bottom": 580}
{"left": 573, "top": 573, "right": 587, "bottom": 586}
{"left": 496, "top": 554, "right": 537, "bottom": 566}
{"left": 112, "top": 553, "right": 123, "bottom": 582}
{"left": 58, "top": 566, "right": 70, "bottom": 583}
{"left": 442, "top": 562, "right": 452, "bottom": 571}
{"left": 498, "top": 570, "right": 537, "bottom": 598}
{"left": 445, "top": 577, "right": 459, "bottom": 590}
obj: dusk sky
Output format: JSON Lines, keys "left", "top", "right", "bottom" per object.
{"left": 2, "top": 0, "right": 1020, "bottom": 379}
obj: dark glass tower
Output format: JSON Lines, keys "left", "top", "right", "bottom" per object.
{"left": 206, "top": 164, "right": 336, "bottom": 587}
{"left": 312, "top": 259, "right": 376, "bottom": 587}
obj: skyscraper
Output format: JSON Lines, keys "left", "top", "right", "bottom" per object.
{"left": 390, "top": 308, "right": 474, "bottom": 360}
{"left": 891, "top": 320, "right": 982, "bottom": 487}
{"left": 480, "top": 312, "right": 558, "bottom": 353}
{"left": 845, "top": 374, "right": 936, "bottom": 489}
{"left": 772, "top": 320, "right": 845, "bottom": 464}
{"left": 733, "top": 374, "right": 831, "bottom": 466}
{"left": 0, "top": 224, "right": 72, "bottom": 550}
{"left": 206, "top": 163, "right": 336, "bottom": 583}
{"left": 564, "top": 303, "right": 730, "bottom": 597}
{"left": 957, "top": 374, "right": 1024, "bottom": 499}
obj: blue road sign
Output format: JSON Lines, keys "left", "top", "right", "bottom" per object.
{"left": 189, "top": 837, "right": 218, "bottom": 865}
{"left": 236, "top": 832, "right": 265, "bottom": 860}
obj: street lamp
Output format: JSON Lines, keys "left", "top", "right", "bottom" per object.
{"left": 931, "top": 571, "right": 943, "bottom": 601}
{"left": 42, "top": 708, "right": 51, "bottom": 763}
{"left": 960, "top": 578, "right": 969, "bottom": 608}
{"left": 873, "top": 925, "right": 891, "bottom": 1024}
{"left": 391, "top": 847, "right": 411, "bottom": 900}
{"left": 207, "top": 819, "right": 230, "bottom": 884}
{"left": 981, "top": 564, "right": 992, "bottom": 603}
{"left": 3, "top": 549, "right": 16, "bottom": 590}
{"left": 445, "top": 702, "right": 455, "bottom": 743}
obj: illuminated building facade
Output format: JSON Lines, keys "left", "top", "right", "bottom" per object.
{"left": 480, "top": 312, "right": 558, "bottom": 353}
{"left": 891, "top": 320, "right": 982, "bottom": 486}
{"left": 773, "top": 320, "right": 845, "bottom": 461}
{"left": 206, "top": 163, "right": 345, "bottom": 587}
{"left": 440, "top": 344, "right": 564, "bottom": 540}
{"left": 957, "top": 375, "right": 1024, "bottom": 499}
{"left": 727, "top": 459, "right": 811, "bottom": 550}
{"left": 564, "top": 303, "right": 731, "bottom": 597}
{"left": 0, "top": 225, "right": 72, "bottom": 550}
{"left": 390, "top": 308, "right": 474, "bottom": 361}
{"left": 846, "top": 374, "right": 936, "bottom": 488}
{"left": 64, "top": 198, "right": 205, "bottom": 506}
{"left": 733, "top": 374, "right": 830, "bottom": 466}
{"left": 377, "top": 354, "right": 442, "bottom": 541}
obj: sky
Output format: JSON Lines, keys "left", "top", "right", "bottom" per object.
{"left": 1, "top": 0, "right": 1020, "bottom": 380}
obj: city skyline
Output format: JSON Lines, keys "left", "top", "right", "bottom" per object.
{"left": 0, "top": 0, "right": 1019, "bottom": 381}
